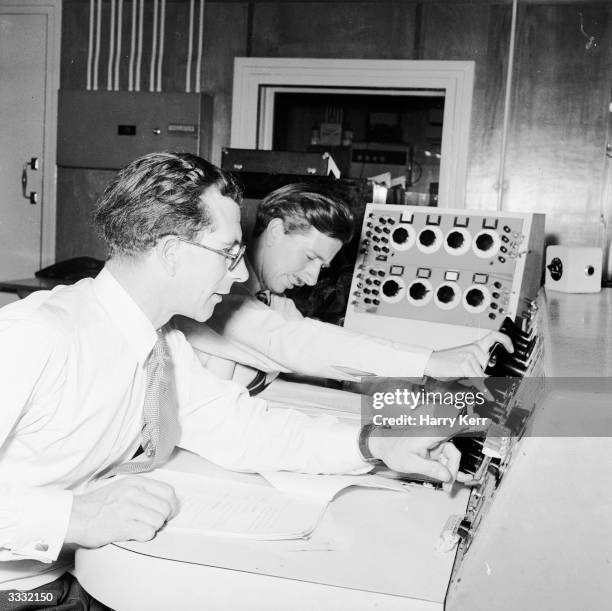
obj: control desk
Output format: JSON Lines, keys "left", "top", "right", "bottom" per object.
{"left": 74, "top": 290, "right": 612, "bottom": 610}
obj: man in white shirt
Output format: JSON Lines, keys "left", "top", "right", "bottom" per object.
{"left": 178, "top": 183, "right": 512, "bottom": 391}
{"left": 0, "top": 153, "right": 464, "bottom": 607}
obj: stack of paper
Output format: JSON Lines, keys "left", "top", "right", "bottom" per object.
{"left": 146, "top": 470, "right": 327, "bottom": 540}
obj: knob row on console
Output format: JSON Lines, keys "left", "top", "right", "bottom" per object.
{"left": 364, "top": 224, "right": 522, "bottom": 261}
{"left": 354, "top": 277, "right": 507, "bottom": 315}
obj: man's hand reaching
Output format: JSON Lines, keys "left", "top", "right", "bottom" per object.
{"left": 424, "top": 331, "right": 514, "bottom": 380}
{"left": 368, "top": 432, "right": 469, "bottom": 493}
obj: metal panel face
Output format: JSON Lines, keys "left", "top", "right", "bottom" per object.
{"left": 343, "top": 204, "right": 545, "bottom": 348}
{"left": 57, "top": 91, "right": 211, "bottom": 169}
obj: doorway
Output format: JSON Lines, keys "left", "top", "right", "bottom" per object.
{"left": 230, "top": 58, "right": 474, "bottom": 209}
{"left": 0, "top": 1, "right": 61, "bottom": 306}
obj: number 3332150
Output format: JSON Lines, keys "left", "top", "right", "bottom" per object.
{"left": 6, "top": 592, "right": 54, "bottom": 602}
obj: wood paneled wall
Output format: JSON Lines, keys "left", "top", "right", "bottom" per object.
{"left": 250, "top": 2, "right": 417, "bottom": 58}
{"left": 507, "top": 4, "right": 612, "bottom": 248}
{"left": 58, "top": 0, "right": 612, "bottom": 269}
{"left": 420, "top": 4, "right": 511, "bottom": 210}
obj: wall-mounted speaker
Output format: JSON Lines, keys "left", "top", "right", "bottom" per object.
{"left": 545, "top": 246, "right": 602, "bottom": 294}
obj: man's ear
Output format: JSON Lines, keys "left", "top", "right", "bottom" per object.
{"left": 157, "top": 235, "right": 180, "bottom": 276}
{"left": 265, "top": 218, "right": 285, "bottom": 246}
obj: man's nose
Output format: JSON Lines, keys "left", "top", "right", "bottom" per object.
{"left": 230, "top": 258, "right": 249, "bottom": 284}
{"left": 301, "top": 262, "right": 321, "bottom": 286}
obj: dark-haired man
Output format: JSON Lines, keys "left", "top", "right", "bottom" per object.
{"left": 178, "top": 183, "right": 512, "bottom": 391}
{"left": 0, "top": 154, "right": 463, "bottom": 603}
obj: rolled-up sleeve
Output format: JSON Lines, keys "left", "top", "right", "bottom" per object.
{"left": 179, "top": 290, "right": 433, "bottom": 381}
{"left": 168, "top": 329, "right": 370, "bottom": 475}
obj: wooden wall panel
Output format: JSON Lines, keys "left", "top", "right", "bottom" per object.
{"left": 60, "top": 0, "right": 90, "bottom": 89}
{"left": 506, "top": 4, "right": 612, "bottom": 247}
{"left": 56, "top": 169, "right": 115, "bottom": 261}
{"left": 420, "top": 4, "right": 511, "bottom": 210}
{"left": 251, "top": 2, "right": 417, "bottom": 58}
{"left": 160, "top": 2, "right": 191, "bottom": 92}
{"left": 201, "top": 2, "right": 249, "bottom": 164}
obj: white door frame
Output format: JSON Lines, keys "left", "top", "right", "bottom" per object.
{"left": 0, "top": 0, "right": 61, "bottom": 267}
{"left": 231, "top": 58, "right": 474, "bottom": 209}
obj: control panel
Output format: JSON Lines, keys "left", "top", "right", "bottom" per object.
{"left": 344, "top": 205, "right": 545, "bottom": 348}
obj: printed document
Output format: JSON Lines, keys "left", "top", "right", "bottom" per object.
{"left": 145, "top": 469, "right": 327, "bottom": 540}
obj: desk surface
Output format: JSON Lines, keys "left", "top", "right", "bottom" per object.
{"left": 543, "top": 288, "right": 612, "bottom": 376}
{"left": 75, "top": 289, "right": 612, "bottom": 610}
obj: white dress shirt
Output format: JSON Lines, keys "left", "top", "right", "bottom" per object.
{"left": 178, "top": 257, "right": 433, "bottom": 387}
{"left": 0, "top": 269, "right": 365, "bottom": 590}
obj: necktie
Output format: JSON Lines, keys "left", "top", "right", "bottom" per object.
{"left": 107, "top": 333, "right": 181, "bottom": 476}
{"left": 247, "top": 290, "right": 273, "bottom": 396}
{"left": 255, "top": 290, "right": 271, "bottom": 306}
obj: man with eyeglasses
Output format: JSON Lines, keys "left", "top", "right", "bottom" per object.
{"left": 178, "top": 183, "right": 512, "bottom": 394}
{"left": 0, "top": 152, "right": 464, "bottom": 606}
{"left": 175, "top": 237, "right": 246, "bottom": 271}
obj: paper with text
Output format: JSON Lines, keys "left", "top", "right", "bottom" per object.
{"left": 145, "top": 469, "right": 328, "bottom": 540}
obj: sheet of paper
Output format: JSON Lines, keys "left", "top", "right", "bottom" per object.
{"left": 145, "top": 469, "right": 328, "bottom": 540}
{"left": 260, "top": 471, "right": 413, "bottom": 503}
{"left": 260, "top": 379, "right": 362, "bottom": 417}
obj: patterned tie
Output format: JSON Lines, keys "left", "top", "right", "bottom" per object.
{"left": 106, "top": 333, "right": 181, "bottom": 476}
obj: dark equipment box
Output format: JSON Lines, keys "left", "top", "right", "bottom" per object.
{"left": 221, "top": 148, "right": 340, "bottom": 177}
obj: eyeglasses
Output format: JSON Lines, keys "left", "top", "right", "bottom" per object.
{"left": 176, "top": 237, "right": 246, "bottom": 271}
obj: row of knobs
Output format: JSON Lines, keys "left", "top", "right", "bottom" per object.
{"left": 362, "top": 216, "right": 525, "bottom": 261}
{"left": 352, "top": 266, "right": 386, "bottom": 306}
{"left": 488, "top": 280, "right": 511, "bottom": 320}
{"left": 362, "top": 217, "right": 394, "bottom": 255}
{"left": 498, "top": 230, "right": 523, "bottom": 263}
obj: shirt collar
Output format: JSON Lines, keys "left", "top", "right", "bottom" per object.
{"left": 243, "top": 256, "right": 265, "bottom": 295}
{"left": 92, "top": 267, "right": 158, "bottom": 363}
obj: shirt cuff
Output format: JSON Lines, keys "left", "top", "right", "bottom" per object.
{"left": 318, "top": 420, "right": 374, "bottom": 475}
{"left": 0, "top": 487, "right": 73, "bottom": 563}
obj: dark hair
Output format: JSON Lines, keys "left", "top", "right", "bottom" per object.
{"left": 252, "top": 183, "right": 354, "bottom": 244}
{"left": 94, "top": 151, "right": 242, "bottom": 256}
